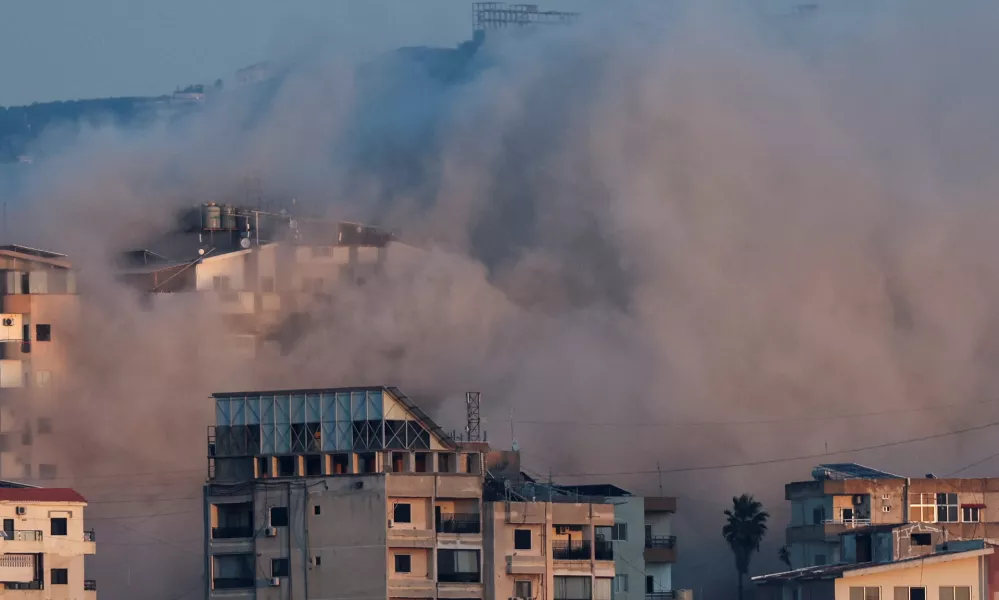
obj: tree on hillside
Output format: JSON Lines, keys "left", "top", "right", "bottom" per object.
{"left": 722, "top": 494, "right": 770, "bottom": 600}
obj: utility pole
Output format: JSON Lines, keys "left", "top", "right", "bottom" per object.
{"left": 657, "top": 462, "right": 663, "bottom": 496}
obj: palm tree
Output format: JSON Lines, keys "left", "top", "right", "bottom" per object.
{"left": 778, "top": 545, "right": 791, "bottom": 569}
{"left": 723, "top": 494, "right": 770, "bottom": 600}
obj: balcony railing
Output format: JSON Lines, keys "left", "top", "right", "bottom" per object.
{"left": 822, "top": 518, "right": 871, "bottom": 527}
{"left": 438, "top": 572, "right": 481, "bottom": 583}
{"left": 0, "top": 530, "right": 42, "bottom": 541}
{"left": 646, "top": 592, "right": 679, "bottom": 600}
{"left": 84, "top": 580, "right": 97, "bottom": 591}
{"left": 645, "top": 535, "right": 676, "bottom": 549}
{"left": 555, "top": 596, "right": 592, "bottom": 600}
{"left": 553, "top": 540, "right": 592, "bottom": 561}
{"left": 595, "top": 540, "right": 614, "bottom": 561}
{"left": 214, "top": 577, "right": 255, "bottom": 590}
{"left": 84, "top": 530, "right": 95, "bottom": 542}
{"left": 436, "top": 514, "right": 481, "bottom": 535}
{"left": 212, "top": 526, "right": 254, "bottom": 539}
{"left": 5, "top": 582, "right": 42, "bottom": 590}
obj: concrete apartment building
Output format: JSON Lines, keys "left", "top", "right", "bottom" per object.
{"left": 0, "top": 482, "right": 97, "bottom": 598}
{"left": 0, "top": 245, "right": 78, "bottom": 481}
{"left": 785, "top": 463, "right": 999, "bottom": 570}
{"left": 204, "top": 386, "right": 624, "bottom": 600}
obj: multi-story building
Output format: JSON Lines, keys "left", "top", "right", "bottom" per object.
{"left": 0, "top": 245, "right": 78, "bottom": 481}
{"left": 0, "top": 481, "right": 97, "bottom": 597}
{"left": 203, "top": 385, "right": 619, "bottom": 600}
{"left": 785, "top": 463, "right": 999, "bottom": 570}
{"left": 551, "top": 485, "right": 679, "bottom": 600}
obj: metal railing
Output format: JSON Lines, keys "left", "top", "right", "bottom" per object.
{"left": 595, "top": 540, "right": 614, "bottom": 561}
{"left": 84, "top": 580, "right": 97, "bottom": 591}
{"left": 552, "top": 540, "right": 591, "bottom": 560}
{"left": 646, "top": 592, "right": 679, "bottom": 600}
{"left": 214, "top": 577, "right": 255, "bottom": 589}
{"left": 84, "top": 530, "right": 95, "bottom": 542}
{"left": 822, "top": 518, "right": 871, "bottom": 527}
{"left": 212, "top": 526, "right": 254, "bottom": 539}
{"left": 0, "top": 530, "right": 42, "bottom": 541}
{"left": 436, "top": 514, "right": 481, "bottom": 535}
{"left": 645, "top": 535, "right": 676, "bottom": 549}
{"left": 438, "top": 572, "right": 481, "bottom": 583}
{"left": 5, "top": 582, "right": 42, "bottom": 590}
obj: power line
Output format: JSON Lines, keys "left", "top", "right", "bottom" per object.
{"left": 494, "top": 397, "right": 999, "bottom": 429}
{"left": 550, "top": 419, "right": 999, "bottom": 478}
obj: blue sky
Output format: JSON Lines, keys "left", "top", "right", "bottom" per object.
{"left": 0, "top": 0, "right": 484, "bottom": 106}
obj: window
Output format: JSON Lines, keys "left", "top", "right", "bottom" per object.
{"left": 894, "top": 588, "right": 926, "bottom": 600}
{"left": 882, "top": 494, "right": 891, "bottom": 500}
{"left": 39, "top": 464, "right": 56, "bottom": 480}
{"left": 613, "top": 575, "right": 629, "bottom": 593}
{"left": 555, "top": 576, "right": 592, "bottom": 600}
{"left": 813, "top": 506, "right": 825, "bottom": 524}
{"left": 936, "top": 493, "right": 958, "bottom": 523}
{"left": 260, "top": 276, "right": 276, "bottom": 293}
{"left": 314, "top": 556, "right": 322, "bottom": 566}
{"left": 393, "top": 503, "right": 411, "bottom": 524}
{"left": 37, "top": 418, "right": 52, "bottom": 434}
{"left": 962, "top": 506, "right": 981, "bottom": 523}
{"left": 940, "top": 587, "right": 971, "bottom": 600}
{"left": 314, "top": 505, "right": 321, "bottom": 516}
{"left": 35, "top": 325, "right": 50, "bottom": 342}
{"left": 516, "top": 580, "right": 534, "bottom": 599}
{"left": 611, "top": 523, "right": 627, "bottom": 541}
{"left": 50, "top": 518, "right": 67, "bottom": 536}
{"left": 645, "top": 576, "right": 654, "bottom": 594}
{"left": 312, "top": 246, "right": 335, "bottom": 258}
{"left": 841, "top": 508, "right": 854, "bottom": 522}
{"left": 910, "top": 533, "right": 931, "bottom": 546}
{"left": 594, "top": 577, "right": 612, "bottom": 600}
{"left": 438, "top": 549, "right": 480, "bottom": 583}
{"left": 51, "top": 568, "right": 68, "bottom": 585}
{"left": 514, "top": 529, "right": 532, "bottom": 550}
{"left": 909, "top": 493, "right": 936, "bottom": 522}
{"left": 22, "top": 464, "right": 30, "bottom": 478}
{"left": 394, "top": 553, "right": 411, "bottom": 573}
{"left": 270, "top": 507, "right": 289, "bottom": 527}
{"left": 882, "top": 505, "right": 891, "bottom": 513}
{"left": 2, "top": 519, "right": 12, "bottom": 534}
{"left": 212, "top": 276, "right": 231, "bottom": 291}
{"left": 848, "top": 587, "right": 880, "bottom": 600}
{"left": 271, "top": 558, "right": 289, "bottom": 577}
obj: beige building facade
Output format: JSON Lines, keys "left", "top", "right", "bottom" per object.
{"left": 0, "top": 485, "right": 97, "bottom": 599}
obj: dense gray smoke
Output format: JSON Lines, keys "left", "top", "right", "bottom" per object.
{"left": 5, "top": 0, "right": 999, "bottom": 597}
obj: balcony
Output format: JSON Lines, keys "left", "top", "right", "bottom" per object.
{"left": 85, "top": 580, "right": 97, "bottom": 591}
{"left": 644, "top": 497, "right": 677, "bottom": 513}
{"left": 438, "top": 572, "right": 481, "bottom": 583}
{"left": 506, "top": 554, "right": 546, "bottom": 575}
{"left": 594, "top": 540, "right": 614, "bottom": 561}
{"left": 553, "top": 540, "right": 592, "bottom": 561}
{"left": 214, "top": 577, "right": 255, "bottom": 590}
{"left": 646, "top": 593, "right": 679, "bottom": 600}
{"left": 437, "top": 514, "right": 481, "bottom": 535}
{"left": 212, "top": 526, "right": 254, "bottom": 540}
{"left": 4, "top": 582, "right": 42, "bottom": 590}
{"left": 0, "top": 530, "right": 42, "bottom": 541}
{"left": 823, "top": 518, "right": 871, "bottom": 527}
{"left": 644, "top": 536, "right": 677, "bottom": 563}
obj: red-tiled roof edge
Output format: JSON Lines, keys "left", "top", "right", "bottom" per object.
{"left": 0, "top": 488, "right": 87, "bottom": 503}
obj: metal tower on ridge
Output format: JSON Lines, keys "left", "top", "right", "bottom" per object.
{"left": 465, "top": 392, "right": 482, "bottom": 442}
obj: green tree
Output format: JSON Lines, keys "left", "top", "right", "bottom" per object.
{"left": 778, "top": 545, "right": 791, "bottom": 569}
{"left": 723, "top": 494, "right": 770, "bottom": 600}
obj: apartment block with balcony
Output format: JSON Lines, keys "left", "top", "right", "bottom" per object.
{"left": 0, "top": 483, "right": 97, "bottom": 598}
{"left": 204, "top": 386, "right": 487, "bottom": 600}
{"left": 0, "top": 245, "right": 78, "bottom": 482}
{"left": 784, "top": 463, "right": 999, "bottom": 570}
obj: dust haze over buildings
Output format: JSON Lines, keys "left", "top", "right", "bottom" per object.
{"left": 2, "top": 0, "right": 999, "bottom": 597}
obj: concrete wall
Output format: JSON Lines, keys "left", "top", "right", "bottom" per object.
{"left": 612, "top": 497, "right": 645, "bottom": 600}
{"left": 832, "top": 553, "right": 985, "bottom": 599}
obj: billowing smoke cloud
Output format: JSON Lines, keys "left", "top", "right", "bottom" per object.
{"left": 6, "top": 0, "right": 999, "bottom": 597}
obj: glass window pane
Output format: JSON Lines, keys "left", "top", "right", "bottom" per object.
{"left": 940, "top": 587, "right": 955, "bottom": 600}
{"left": 948, "top": 494, "right": 957, "bottom": 504}
{"left": 955, "top": 587, "right": 970, "bottom": 600}
{"left": 923, "top": 507, "right": 934, "bottom": 521}
{"left": 850, "top": 588, "right": 865, "bottom": 600}
{"left": 948, "top": 507, "right": 958, "bottom": 522}
{"left": 936, "top": 493, "right": 947, "bottom": 504}
{"left": 865, "top": 588, "right": 880, "bottom": 600}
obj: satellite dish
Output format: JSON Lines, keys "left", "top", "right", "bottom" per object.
{"left": 240, "top": 238, "right": 251, "bottom": 249}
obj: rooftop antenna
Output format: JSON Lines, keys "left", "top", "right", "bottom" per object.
{"left": 657, "top": 462, "right": 663, "bottom": 496}
{"left": 510, "top": 407, "right": 519, "bottom": 451}
{"left": 465, "top": 392, "right": 481, "bottom": 442}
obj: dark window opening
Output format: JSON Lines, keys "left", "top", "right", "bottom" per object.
{"left": 314, "top": 505, "right": 321, "bottom": 516}
{"left": 392, "top": 452, "right": 406, "bottom": 473}
{"left": 646, "top": 576, "right": 654, "bottom": 594}
{"left": 909, "top": 588, "right": 927, "bottom": 600}
{"left": 315, "top": 556, "right": 322, "bottom": 566}
{"left": 439, "top": 453, "right": 456, "bottom": 473}
{"left": 37, "top": 419, "right": 52, "bottom": 434}
{"left": 415, "top": 452, "right": 430, "bottom": 473}
{"left": 305, "top": 455, "right": 322, "bottom": 476}
{"left": 465, "top": 453, "right": 480, "bottom": 474}
{"left": 256, "top": 456, "right": 270, "bottom": 478}
{"left": 395, "top": 554, "right": 411, "bottom": 573}
{"left": 813, "top": 506, "right": 825, "bottom": 525}
{"left": 358, "top": 452, "right": 377, "bottom": 473}
{"left": 2, "top": 519, "right": 12, "bottom": 535}
{"left": 271, "top": 558, "right": 290, "bottom": 578}
{"left": 212, "top": 502, "right": 253, "bottom": 539}
{"left": 260, "top": 276, "right": 276, "bottom": 293}
{"left": 911, "top": 533, "right": 932, "bottom": 546}
{"left": 278, "top": 456, "right": 296, "bottom": 477}
{"left": 394, "top": 503, "right": 412, "bottom": 524}
{"left": 437, "top": 549, "right": 480, "bottom": 583}
{"left": 270, "top": 507, "right": 289, "bottom": 527}
{"left": 35, "top": 325, "right": 50, "bottom": 342}
{"left": 514, "top": 529, "right": 532, "bottom": 550}
{"left": 51, "top": 568, "right": 68, "bottom": 585}
{"left": 50, "top": 518, "right": 67, "bottom": 536}
{"left": 21, "top": 427, "right": 31, "bottom": 447}
{"left": 332, "top": 453, "right": 349, "bottom": 474}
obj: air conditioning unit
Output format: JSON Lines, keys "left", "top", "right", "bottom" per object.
{"left": 269, "top": 578, "right": 280, "bottom": 587}
{"left": 852, "top": 495, "right": 864, "bottom": 506}
{"left": 265, "top": 527, "right": 277, "bottom": 537}
{"left": 555, "top": 526, "right": 570, "bottom": 535}
{"left": 2, "top": 318, "right": 13, "bottom": 327}
{"left": 15, "top": 507, "right": 25, "bottom": 516}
